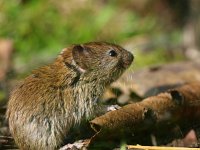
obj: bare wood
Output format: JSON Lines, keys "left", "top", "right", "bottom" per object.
{"left": 127, "top": 145, "right": 199, "bottom": 150}
{"left": 90, "top": 82, "right": 200, "bottom": 146}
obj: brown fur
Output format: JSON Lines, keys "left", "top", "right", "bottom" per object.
{"left": 6, "top": 42, "right": 133, "bottom": 150}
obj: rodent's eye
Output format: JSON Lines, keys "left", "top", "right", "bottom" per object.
{"left": 108, "top": 50, "right": 117, "bottom": 57}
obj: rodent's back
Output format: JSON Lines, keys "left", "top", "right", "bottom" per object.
{"left": 6, "top": 42, "right": 133, "bottom": 149}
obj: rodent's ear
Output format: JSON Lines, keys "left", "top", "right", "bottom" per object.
{"left": 72, "top": 45, "right": 89, "bottom": 72}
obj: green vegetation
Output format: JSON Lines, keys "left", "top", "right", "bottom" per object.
{"left": 0, "top": 91, "right": 5, "bottom": 102}
{"left": 0, "top": 0, "right": 183, "bottom": 74}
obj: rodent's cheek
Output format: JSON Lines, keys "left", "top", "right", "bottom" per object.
{"left": 101, "top": 59, "right": 117, "bottom": 70}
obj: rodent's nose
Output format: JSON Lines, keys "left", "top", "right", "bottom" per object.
{"left": 123, "top": 51, "right": 134, "bottom": 68}
{"left": 128, "top": 52, "right": 134, "bottom": 63}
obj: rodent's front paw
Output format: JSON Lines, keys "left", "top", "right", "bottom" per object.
{"left": 59, "top": 140, "right": 85, "bottom": 150}
{"left": 106, "top": 105, "right": 121, "bottom": 112}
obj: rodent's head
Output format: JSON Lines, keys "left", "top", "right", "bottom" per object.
{"left": 61, "top": 42, "right": 133, "bottom": 84}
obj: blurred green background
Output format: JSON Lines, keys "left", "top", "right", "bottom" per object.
{"left": 1, "top": 1, "right": 200, "bottom": 147}
{"left": 1, "top": 0, "right": 196, "bottom": 76}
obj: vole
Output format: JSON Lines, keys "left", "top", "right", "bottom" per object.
{"left": 6, "top": 42, "right": 133, "bottom": 150}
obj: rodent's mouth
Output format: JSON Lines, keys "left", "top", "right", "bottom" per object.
{"left": 123, "top": 61, "right": 133, "bottom": 68}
